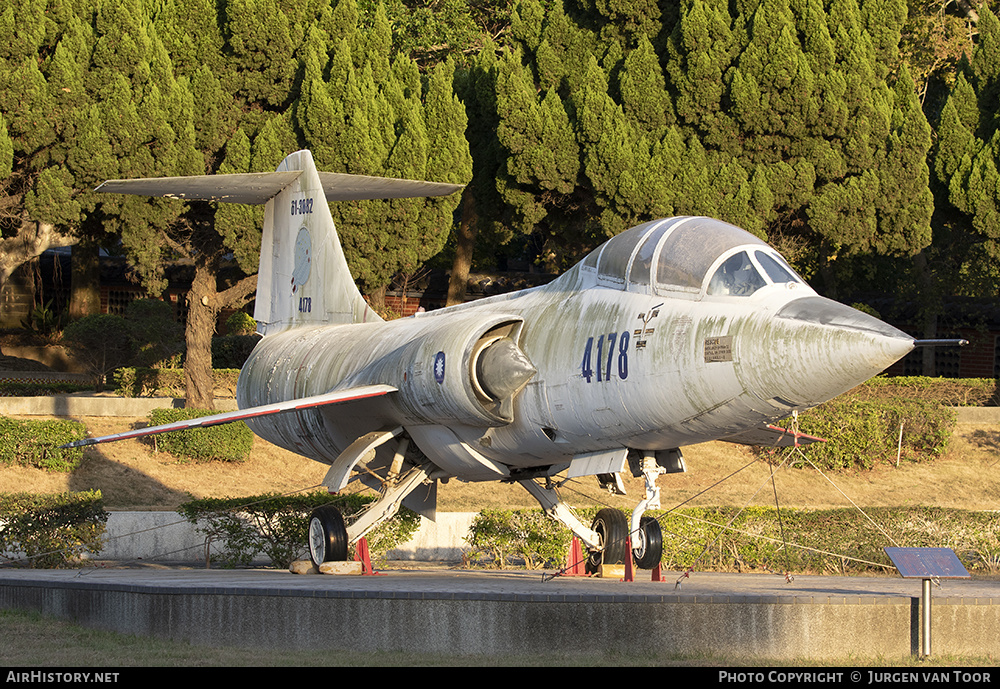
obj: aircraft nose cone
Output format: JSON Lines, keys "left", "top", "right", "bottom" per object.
{"left": 754, "top": 296, "right": 914, "bottom": 407}
{"left": 775, "top": 296, "right": 912, "bottom": 343}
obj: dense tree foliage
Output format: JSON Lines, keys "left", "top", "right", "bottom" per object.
{"left": 470, "top": 0, "right": 938, "bottom": 296}
{"left": 0, "top": 0, "right": 470, "bottom": 406}
{"left": 934, "top": 5, "right": 1000, "bottom": 295}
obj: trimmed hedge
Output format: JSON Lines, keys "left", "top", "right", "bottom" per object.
{"left": 0, "top": 380, "right": 93, "bottom": 397}
{"left": 856, "top": 376, "right": 999, "bottom": 407}
{"left": 768, "top": 397, "right": 956, "bottom": 471}
{"left": 0, "top": 417, "right": 87, "bottom": 472}
{"left": 466, "top": 506, "right": 1000, "bottom": 575}
{"left": 113, "top": 368, "right": 241, "bottom": 398}
{"left": 147, "top": 408, "right": 253, "bottom": 462}
{"left": 177, "top": 492, "right": 420, "bottom": 568}
{"left": 657, "top": 506, "right": 1000, "bottom": 575}
{"left": 0, "top": 491, "right": 108, "bottom": 568}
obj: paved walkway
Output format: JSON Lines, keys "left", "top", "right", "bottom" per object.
{"left": 2, "top": 564, "right": 998, "bottom": 659}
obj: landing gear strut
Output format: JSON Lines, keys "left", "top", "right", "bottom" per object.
{"left": 310, "top": 433, "right": 442, "bottom": 568}
{"left": 520, "top": 478, "right": 666, "bottom": 571}
{"left": 519, "top": 448, "right": 683, "bottom": 572}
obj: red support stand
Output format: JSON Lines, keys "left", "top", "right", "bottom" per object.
{"left": 562, "top": 537, "right": 590, "bottom": 576}
{"left": 354, "top": 537, "right": 385, "bottom": 576}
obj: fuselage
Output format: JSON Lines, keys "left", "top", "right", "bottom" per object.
{"left": 237, "top": 217, "right": 914, "bottom": 479}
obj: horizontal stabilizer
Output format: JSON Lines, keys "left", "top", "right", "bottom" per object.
{"left": 60, "top": 385, "right": 397, "bottom": 449}
{"left": 96, "top": 171, "right": 463, "bottom": 205}
{"left": 721, "top": 424, "right": 825, "bottom": 448}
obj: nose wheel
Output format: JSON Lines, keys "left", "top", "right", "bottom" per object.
{"left": 308, "top": 505, "right": 348, "bottom": 566}
{"left": 631, "top": 515, "right": 663, "bottom": 569}
{"left": 517, "top": 479, "right": 666, "bottom": 574}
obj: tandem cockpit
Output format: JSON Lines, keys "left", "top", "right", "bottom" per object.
{"left": 577, "top": 216, "right": 809, "bottom": 299}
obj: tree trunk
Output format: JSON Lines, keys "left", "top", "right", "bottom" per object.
{"left": 0, "top": 220, "right": 78, "bottom": 327}
{"left": 184, "top": 257, "right": 219, "bottom": 409}
{"left": 183, "top": 254, "right": 259, "bottom": 409}
{"left": 69, "top": 240, "right": 101, "bottom": 319}
{"left": 913, "top": 251, "right": 939, "bottom": 376}
{"left": 446, "top": 189, "right": 478, "bottom": 307}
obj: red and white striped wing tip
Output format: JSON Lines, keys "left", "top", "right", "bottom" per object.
{"left": 60, "top": 384, "right": 397, "bottom": 449}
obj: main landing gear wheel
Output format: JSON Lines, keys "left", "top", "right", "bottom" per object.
{"left": 308, "top": 505, "right": 348, "bottom": 567}
{"left": 586, "top": 508, "right": 629, "bottom": 574}
{"left": 632, "top": 515, "right": 663, "bottom": 570}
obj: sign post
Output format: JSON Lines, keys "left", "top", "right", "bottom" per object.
{"left": 884, "top": 547, "right": 970, "bottom": 657}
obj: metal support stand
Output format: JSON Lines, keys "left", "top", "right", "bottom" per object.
{"left": 921, "top": 578, "right": 932, "bottom": 657}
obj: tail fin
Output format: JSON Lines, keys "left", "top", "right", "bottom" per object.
{"left": 95, "top": 149, "right": 464, "bottom": 335}
{"left": 254, "top": 150, "right": 373, "bottom": 333}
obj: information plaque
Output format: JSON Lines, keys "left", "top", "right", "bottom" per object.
{"left": 883, "top": 547, "right": 970, "bottom": 657}
{"left": 884, "top": 547, "right": 970, "bottom": 579}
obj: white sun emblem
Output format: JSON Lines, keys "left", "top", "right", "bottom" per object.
{"left": 433, "top": 351, "right": 446, "bottom": 383}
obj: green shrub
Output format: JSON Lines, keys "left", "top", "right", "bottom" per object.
{"left": 21, "top": 299, "right": 65, "bottom": 339}
{"left": 177, "top": 492, "right": 420, "bottom": 568}
{"left": 225, "top": 311, "right": 257, "bottom": 336}
{"left": 124, "top": 298, "right": 183, "bottom": 368}
{"left": 211, "top": 334, "right": 260, "bottom": 369}
{"left": 112, "top": 367, "right": 163, "bottom": 397}
{"left": 147, "top": 407, "right": 253, "bottom": 462}
{"left": 768, "top": 397, "right": 955, "bottom": 471}
{"left": 0, "top": 491, "right": 108, "bottom": 568}
{"left": 466, "top": 509, "right": 574, "bottom": 568}
{"left": 464, "top": 506, "right": 1000, "bottom": 576}
{"left": 113, "top": 368, "right": 241, "bottom": 398}
{"left": 654, "top": 506, "right": 1000, "bottom": 575}
{"left": 853, "top": 376, "right": 998, "bottom": 407}
{"left": 0, "top": 380, "right": 93, "bottom": 397}
{"left": 0, "top": 417, "right": 87, "bottom": 471}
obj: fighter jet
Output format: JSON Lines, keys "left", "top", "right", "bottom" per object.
{"left": 68, "top": 149, "right": 938, "bottom": 572}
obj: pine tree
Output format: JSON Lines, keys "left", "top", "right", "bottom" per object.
{"left": 0, "top": 1, "right": 86, "bottom": 299}
{"left": 660, "top": 0, "right": 932, "bottom": 295}
{"left": 447, "top": 38, "right": 504, "bottom": 305}
{"left": 933, "top": 6, "right": 1000, "bottom": 296}
{"left": 295, "top": 1, "right": 469, "bottom": 295}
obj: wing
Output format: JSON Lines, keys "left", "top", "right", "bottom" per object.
{"left": 720, "top": 423, "right": 825, "bottom": 448}
{"left": 60, "top": 384, "right": 396, "bottom": 449}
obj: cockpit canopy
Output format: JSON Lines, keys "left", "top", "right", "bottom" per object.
{"left": 581, "top": 217, "right": 805, "bottom": 298}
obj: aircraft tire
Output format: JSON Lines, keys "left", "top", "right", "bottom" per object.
{"left": 586, "top": 508, "right": 629, "bottom": 573}
{"left": 632, "top": 515, "right": 663, "bottom": 570}
{"left": 308, "top": 505, "right": 348, "bottom": 566}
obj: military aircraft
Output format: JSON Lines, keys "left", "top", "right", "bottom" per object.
{"left": 67, "top": 149, "right": 945, "bottom": 572}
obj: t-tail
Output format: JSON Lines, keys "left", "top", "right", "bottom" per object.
{"left": 254, "top": 150, "right": 373, "bottom": 333}
{"left": 95, "top": 149, "right": 464, "bottom": 335}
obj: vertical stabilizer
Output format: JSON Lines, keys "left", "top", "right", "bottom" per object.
{"left": 254, "top": 150, "right": 379, "bottom": 334}
{"left": 95, "top": 148, "right": 463, "bottom": 335}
